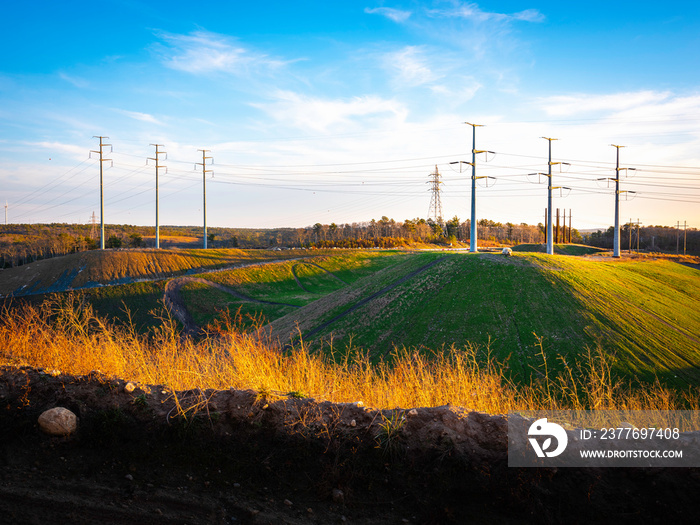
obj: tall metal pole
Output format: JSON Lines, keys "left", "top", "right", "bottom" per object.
{"left": 542, "top": 137, "right": 557, "bottom": 255}
{"left": 149, "top": 144, "right": 166, "bottom": 249}
{"left": 611, "top": 145, "right": 624, "bottom": 258}
{"left": 196, "top": 150, "right": 213, "bottom": 249}
{"left": 466, "top": 122, "right": 484, "bottom": 253}
{"left": 91, "top": 136, "right": 111, "bottom": 250}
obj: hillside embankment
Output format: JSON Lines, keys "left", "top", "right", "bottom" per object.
{"left": 2, "top": 366, "right": 699, "bottom": 525}
{"left": 0, "top": 248, "right": 310, "bottom": 298}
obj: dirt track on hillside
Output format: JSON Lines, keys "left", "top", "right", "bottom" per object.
{"left": 164, "top": 276, "right": 302, "bottom": 336}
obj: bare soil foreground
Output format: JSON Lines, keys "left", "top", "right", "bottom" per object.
{"left": 1, "top": 367, "right": 699, "bottom": 525}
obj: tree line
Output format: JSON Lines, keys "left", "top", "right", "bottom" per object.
{"left": 0, "top": 216, "right": 576, "bottom": 268}
{"left": 584, "top": 224, "right": 699, "bottom": 255}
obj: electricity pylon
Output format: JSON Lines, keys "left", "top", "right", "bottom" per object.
{"left": 427, "top": 164, "right": 443, "bottom": 225}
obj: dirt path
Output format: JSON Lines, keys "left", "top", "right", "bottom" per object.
{"left": 164, "top": 276, "right": 301, "bottom": 336}
{"left": 301, "top": 256, "right": 449, "bottom": 341}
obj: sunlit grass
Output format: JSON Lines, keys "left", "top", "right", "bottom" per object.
{"left": 1, "top": 296, "right": 695, "bottom": 413}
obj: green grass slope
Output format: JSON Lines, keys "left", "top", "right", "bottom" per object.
{"left": 511, "top": 243, "right": 607, "bottom": 256}
{"left": 179, "top": 251, "right": 407, "bottom": 328}
{"left": 266, "top": 252, "right": 700, "bottom": 387}
{"left": 0, "top": 248, "right": 315, "bottom": 297}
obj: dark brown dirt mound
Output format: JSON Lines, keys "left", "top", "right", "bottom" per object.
{"left": 1, "top": 366, "right": 698, "bottom": 524}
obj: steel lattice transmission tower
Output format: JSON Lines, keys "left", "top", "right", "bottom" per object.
{"left": 427, "top": 165, "right": 443, "bottom": 225}
{"left": 89, "top": 211, "right": 97, "bottom": 240}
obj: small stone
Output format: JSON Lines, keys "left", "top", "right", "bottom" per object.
{"left": 38, "top": 407, "right": 78, "bottom": 436}
{"left": 125, "top": 474, "right": 134, "bottom": 481}
{"left": 47, "top": 369, "right": 61, "bottom": 377}
{"left": 155, "top": 508, "right": 163, "bottom": 516}
{"left": 349, "top": 420, "right": 356, "bottom": 427}
{"left": 332, "top": 488, "right": 344, "bottom": 504}
{"left": 262, "top": 404, "right": 269, "bottom": 410}
{"left": 233, "top": 483, "right": 241, "bottom": 488}
{"left": 408, "top": 409, "right": 418, "bottom": 416}
{"left": 124, "top": 382, "right": 137, "bottom": 393}
{"left": 341, "top": 516, "right": 347, "bottom": 522}
{"left": 283, "top": 499, "right": 293, "bottom": 507}
{"left": 306, "top": 508, "right": 314, "bottom": 514}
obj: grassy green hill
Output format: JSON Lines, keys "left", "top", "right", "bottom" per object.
{"left": 4, "top": 247, "right": 699, "bottom": 390}
{"left": 179, "top": 251, "right": 407, "bottom": 328}
{"left": 262, "top": 252, "right": 700, "bottom": 387}
{"left": 0, "top": 248, "right": 317, "bottom": 297}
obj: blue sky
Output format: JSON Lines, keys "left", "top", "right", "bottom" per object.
{"left": 1, "top": 0, "right": 699, "bottom": 231}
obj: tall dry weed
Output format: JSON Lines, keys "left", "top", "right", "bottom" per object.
{"left": 0, "top": 297, "right": 696, "bottom": 413}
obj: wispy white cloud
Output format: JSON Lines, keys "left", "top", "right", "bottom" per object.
{"left": 365, "top": 6, "right": 412, "bottom": 23}
{"left": 539, "top": 91, "right": 672, "bottom": 116}
{"left": 156, "top": 30, "right": 287, "bottom": 75}
{"left": 28, "top": 141, "right": 88, "bottom": 159}
{"left": 113, "top": 108, "right": 163, "bottom": 125}
{"left": 384, "top": 46, "right": 438, "bottom": 86}
{"left": 251, "top": 91, "right": 408, "bottom": 132}
{"left": 429, "top": 76, "right": 482, "bottom": 104}
{"left": 58, "top": 72, "right": 90, "bottom": 89}
{"left": 427, "top": 2, "right": 544, "bottom": 24}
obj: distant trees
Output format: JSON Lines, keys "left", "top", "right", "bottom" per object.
{"left": 0, "top": 215, "right": 559, "bottom": 269}
{"left": 129, "top": 233, "right": 143, "bottom": 247}
{"left": 106, "top": 235, "right": 122, "bottom": 248}
{"left": 584, "top": 224, "right": 698, "bottom": 254}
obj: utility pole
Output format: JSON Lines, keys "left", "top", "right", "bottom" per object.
{"left": 636, "top": 218, "right": 640, "bottom": 253}
{"left": 629, "top": 219, "right": 633, "bottom": 254}
{"left": 450, "top": 123, "right": 494, "bottom": 252}
{"left": 569, "top": 209, "right": 572, "bottom": 243}
{"left": 467, "top": 122, "right": 483, "bottom": 253}
{"left": 196, "top": 150, "right": 213, "bottom": 249}
{"left": 676, "top": 221, "right": 681, "bottom": 254}
{"left": 562, "top": 208, "right": 566, "bottom": 244}
{"left": 148, "top": 144, "right": 167, "bottom": 249}
{"left": 544, "top": 208, "right": 547, "bottom": 244}
{"left": 4, "top": 200, "right": 7, "bottom": 225}
{"left": 684, "top": 221, "right": 687, "bottom": 255}
{"left": 611, "top": 145, "right": 624, "bottom": 257}
{"left": 91, "top": 136, "right": 112, "bottom": 250}
{"left": 542, "top": 137, "right": 558, "bottom": 255}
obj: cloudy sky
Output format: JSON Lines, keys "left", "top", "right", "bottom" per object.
{"left": 1, "top": 0, "right": 699, "bottom": 231}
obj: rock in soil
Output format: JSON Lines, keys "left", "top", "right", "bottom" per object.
{"left": 37, "top": 407, "right": 78, "bottom": 436}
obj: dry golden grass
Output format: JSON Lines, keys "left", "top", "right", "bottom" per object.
{"left": 0, "top": 297, "right": 696, "bottom": 413}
